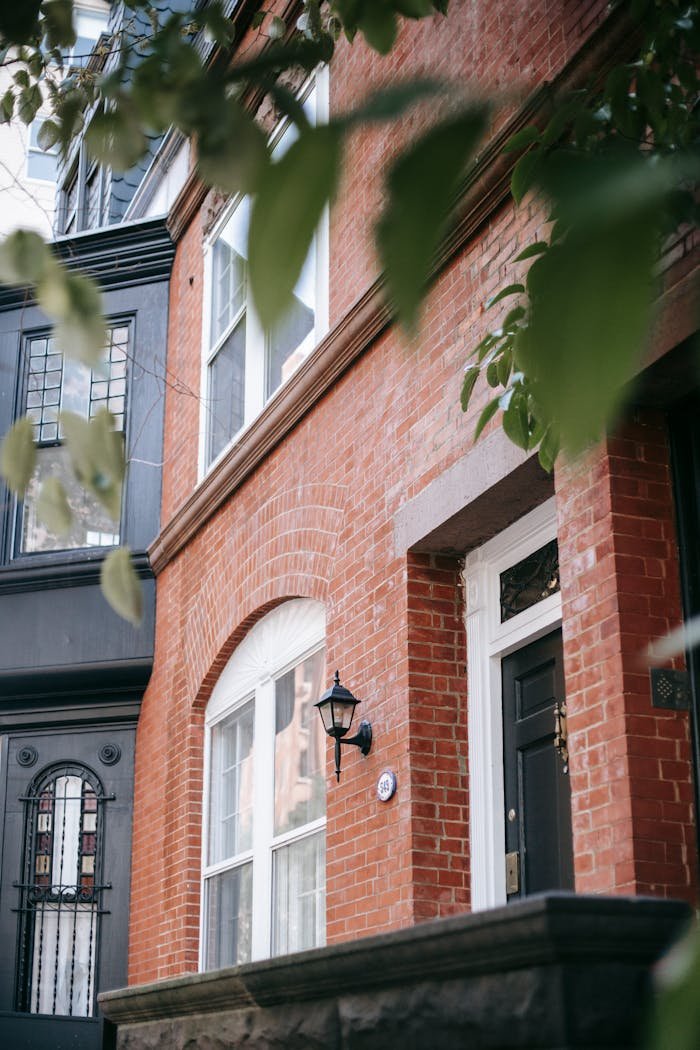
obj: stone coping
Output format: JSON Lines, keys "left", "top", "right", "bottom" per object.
{"left": 100, "top": 894, "right": 690, "bottom": 1025}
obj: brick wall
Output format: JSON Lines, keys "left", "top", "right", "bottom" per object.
{"left": 555, "top": 409, "right": 698, "bottom": 901}
{"left": 127, "top": 0, "right": 695, "bottom": 987}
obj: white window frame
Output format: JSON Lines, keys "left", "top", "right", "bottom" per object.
{"left": 26, "top": 117, "right": 59, "bottom": 184}
{"left": 200, "top": 598, "right": 327, "bottom": 967}
{"left": 198, "top": 68, "right": 330, "bottom": 479}
{"left": 463, "top": 497, "right": 561, "bottom": 911}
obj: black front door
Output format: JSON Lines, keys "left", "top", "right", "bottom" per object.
{"left": 668, "top": 394, "right": 700, "bottom": 869}
{"left": 0, "top": 725, "right": 134, "bottom": 1050}
{"left": 502, "top": 628, "right": 574, "bottom": 898}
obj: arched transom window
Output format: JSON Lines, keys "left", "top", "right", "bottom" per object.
{"left": 202, "top": 598, "right": 327, "bottom": 968}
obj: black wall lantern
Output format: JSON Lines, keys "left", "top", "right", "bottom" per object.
{"left": 315, "top": 671, "right": 372, "bottom": 781}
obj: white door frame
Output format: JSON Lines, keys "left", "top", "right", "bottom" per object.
{"left": 463, "top": 497, "right": 561, "bottom": 910}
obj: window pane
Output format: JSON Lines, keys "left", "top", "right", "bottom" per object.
{"left": 209, "top": 701, "right": 254, "bottom": 865}
{"left": 85, "top": 167, "right": 101, "bottom": 229}
{"left": 211, "top": 199, "right": 249, "bottom": 345}
{"left": 274, "top": 648, "right": 326, "bottom": 836}
{"left": 61, "top": 356, "right": 91, "bottom": 418}
{"left": 272, "top": 831, "right": 325, "bottom": 956}
{"left": 205, "top": 863, "right": 253, "bottom": 970}
{"left": 21, "top": 445, "right": 120, "bottom": 553}
{"left": 207, "top": 317, "right": 246, "bottom": 465}
{"left": 27, "top": 148, "right": 58, "bottom": 182}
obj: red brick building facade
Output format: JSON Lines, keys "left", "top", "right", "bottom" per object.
{"left": 127, "top": 0, "right": 700, "bottom": 987}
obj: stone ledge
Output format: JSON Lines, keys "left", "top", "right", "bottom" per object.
{"left": 100, "top": 894, "right": 689, "bottom": 1049}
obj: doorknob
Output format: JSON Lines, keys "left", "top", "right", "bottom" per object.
{"left": 553, "top": 700, "right": 569, "bottom": 774}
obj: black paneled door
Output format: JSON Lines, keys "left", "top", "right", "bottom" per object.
{"left": 0, "top": 726, "right": 134, "bottom": 1050}
{"left": 502, "top": 629, "right": 574, "bottom": 898}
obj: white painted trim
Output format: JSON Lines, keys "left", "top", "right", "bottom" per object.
{"left": 464, "top": 497, "right": 560, "bottom": 911}
{"left": 200, "top": 599, "right": 326, "bottom": 968}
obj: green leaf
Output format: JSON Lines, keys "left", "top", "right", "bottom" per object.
{"left": 502, "top": 124, "right": 541, "bottom": 154}
{"left": 537, "top": 427, "right": 559, "bottom": 472}
{"left": 460, "top": 366, "right": 480, "bottom": 411}
{"left": 377, "top": 106, "right": 488, "bottom": 332}
{"left": 503, "top": 306, "right": 526, "bottom": 327}
{"left": 357, "top": 6, "right": 397, "bottom": 53}
{"left": 268, "top": 16, "right": 286, "bottom": 39}
{"left": 394, "top": 0, "right": 435, "bottom": 16}
{"left": 0, "top": 2, "right": 42, "bottom": 45}
{"left": 18, "top": 84, "right": 42, "bottom": 125}
{"left": 646, "top": 924, "right": 700, "bottom": 1050}
{"left": 346, "top": 80, "right": 444, "bottom": 126}
{"left": 36, "top": 118, "right": 60, "bottom": 152}
{"left": 486, "top": 283, "right": 524, "bottom": 309}
{"left": 101, "top": 547, "right": 143, "bottom": 626}
{"left": 497, "top": 348, "right": 513, "bottom": 386}
{"left": 61, "top": 409, "right": 124, "bottom": 520}
{"left": 249, "top": 124, "right": 343, "bottom": 330}
{"left": 541, "top": 92, "right": 587, "bottom": 146}
{"left": 0, "top": 416, "right": 36, "bottom": 495}
{"left": 511, "top": 148, "right": 542, "bottom": 205}
{"left": 518, "top": 208, "right": 658, "bottom": 453}
{"left": 0, "top": 89, "right": 15, "bottom": 122}
{"left": 513, "top": 241, "right": 548, "bottom": 262}
{"left": 502, "top": 389, "right": 530, "bottom": 449}
{"left": 197, "top": 99, "right": 269, "bottom": 196}
{"left": 36, "top": 477, "right": 73, "bottom": 534}
{"left": 85, "top": 107, "right": 147, "bottom": 172}
{"left": 51, "top": 274, "right": 106, "bottom": 368}
{"left": 0, "top": 228, "right": 53, "bottom": 285}
{"left": 42, "top": 0, "right": 76, "bottom": 49}
{"left": 473, "top": 396, "right": 500, "bottom": 441}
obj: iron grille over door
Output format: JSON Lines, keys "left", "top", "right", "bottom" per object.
{"left": 15, "top": 764, "right": 109, "bottom": 1018}
{"left": 0, "top": 727, "right": 135, "bottom": 1050}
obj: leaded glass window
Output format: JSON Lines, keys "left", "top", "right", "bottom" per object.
{"left": 499, "top": 538, "right": 560, "bottom": 622}
{"left": 19, "top": 326, "right": 129, "bottom": 554}
{"left": 16, "top": 765, "right": 106, "bottom": 1018}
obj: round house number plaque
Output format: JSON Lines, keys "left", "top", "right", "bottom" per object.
{"left": 376, "top": 770, "right": 397, "bottom": 802}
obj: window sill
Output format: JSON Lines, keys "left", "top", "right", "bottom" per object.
{"left": 150, "top": 280, "right": 391, "bottom": 575}
{"left": 0, "top": 549, "right": 153, "bottom": 595}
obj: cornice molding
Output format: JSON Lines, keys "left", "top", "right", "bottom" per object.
{"left": 0, "top": 550, "right": 153, "bottom": 596}
{"left": 0, "top": 218, "right": 176, "bottom": 312}
{"left": 150, "top": 4, "right": 647, "bottom": 575}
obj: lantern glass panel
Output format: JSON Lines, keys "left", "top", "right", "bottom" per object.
{"left": 331, "top": 697, "right": 356, "bottom": 732}
{"left": 315, "top": 698, "right": 335, "bottom": 734}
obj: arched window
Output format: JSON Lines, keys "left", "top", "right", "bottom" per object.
{"left": 202, "top": 599, "right": 327, "bottom": 968}
{"left": 16, "top": 763, "right": 106, "bottom": 1017}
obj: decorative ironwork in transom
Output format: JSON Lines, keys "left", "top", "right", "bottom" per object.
{"left": 499, "top": 539, "right": 560, "bottom": 622}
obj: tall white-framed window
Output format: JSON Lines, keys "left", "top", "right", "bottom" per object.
{"left": 463, "top": 498, "right": 561, "bottom": 911}
{"left": 199, "top": 71, "right": 329, "bottom": 475}
{"left": 201, "top": 599, "right": 327, "bottom": 968}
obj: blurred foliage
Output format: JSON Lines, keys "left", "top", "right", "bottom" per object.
{"left": 648, "top": 921, "right": 700, "bottom": 1050}
{"left": 0, "top": 0, "right": 697, "bottom": 621}
{"left": 460, "top": 0, "right": 700, "bottom": 462}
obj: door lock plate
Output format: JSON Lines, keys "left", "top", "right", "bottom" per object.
{"left": 505, "top": 851, "right": 520, "bottom": 895}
